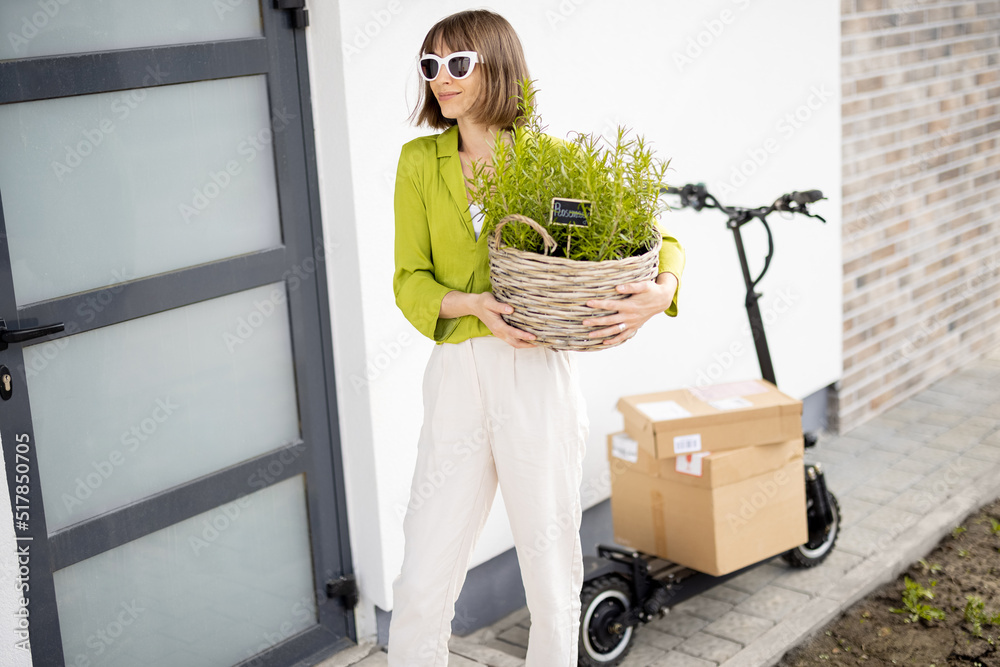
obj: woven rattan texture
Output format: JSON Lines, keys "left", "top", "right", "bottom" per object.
{"left": 488, "top": 214, "right": 661, "bottom": 351}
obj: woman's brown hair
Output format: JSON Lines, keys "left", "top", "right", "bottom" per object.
{"left": 412, "top": 10, "right": 531, "bottom": 130}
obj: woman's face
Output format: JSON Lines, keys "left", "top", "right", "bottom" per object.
{"left": 428, "top": 43, "right": 481, "bottom": 123}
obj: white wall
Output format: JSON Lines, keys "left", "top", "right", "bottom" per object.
{"left": 308, "top": 0, "right": 841, "bottom": 642}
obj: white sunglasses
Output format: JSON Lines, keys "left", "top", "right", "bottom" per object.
{"left": 419, "top": 51, "right": 481, "bottom": 81}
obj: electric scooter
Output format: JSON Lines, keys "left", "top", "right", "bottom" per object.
{"left": 578, "top": 184, "right": 840, "bottom": 666}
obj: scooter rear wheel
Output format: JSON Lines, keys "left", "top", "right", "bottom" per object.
{"left": 783, "top": 492, "right": 840, "bottom": 568}
{"left": 578, "top": 576, "right": 634, "bottom": 666}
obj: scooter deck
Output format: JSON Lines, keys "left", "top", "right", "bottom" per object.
{"left": 583, "top": 549, "right": 766, "bottom": 612}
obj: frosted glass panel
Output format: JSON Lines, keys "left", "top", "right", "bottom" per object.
{"left": 0, "top": 75, "right": 282, "bottom": 305}
{"left": 53, "top": 475, "right": 316, "bottom": 667}
{"left": 26, "top": 283, "right": 300, "bottom": 532}
{"left": 0, "top": 0, "right": 261, "bottom": 61}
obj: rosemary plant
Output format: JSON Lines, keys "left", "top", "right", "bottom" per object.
{"left": 469, "top": 80, "right": 670, "bottom": 262}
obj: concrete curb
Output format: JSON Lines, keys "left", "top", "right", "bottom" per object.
{"left": 719, "top": 469, "right": 1000, "bottom": 667}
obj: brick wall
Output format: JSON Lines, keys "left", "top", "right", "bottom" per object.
{"left": 838, "top": 0, "right": 1000, "bottom": 431}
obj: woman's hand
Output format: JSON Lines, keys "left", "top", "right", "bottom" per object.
{"left": 582, "top": 272, "right": 678, "bottom": 345}
{"left": 440, "top": 291, "right": 537, "bottom": 348}
{"left": 473, "top": 293, "right": 538, "bottom": 348}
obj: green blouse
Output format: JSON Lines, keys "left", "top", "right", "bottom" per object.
{"left": 393, "top": 125, "right": 686, "bottom": 344}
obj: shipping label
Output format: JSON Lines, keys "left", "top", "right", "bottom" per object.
{"left": 675, "top": 451, "right": 711, "bottom": 477}
{"left": 636, "top": 400, "right": 692, "bottom": 421}
{"left": 673, "top": 433, "right": 702, "bottom": 455}
{"left": 611, "top": 433, "right": 639, "bottom": 463}
{"left": 709, "top": 396, "right": 753, "bottom": 411}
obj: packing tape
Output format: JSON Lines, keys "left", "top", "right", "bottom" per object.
{"left": 650, "top": 489, "right": 667, "bottom": 556}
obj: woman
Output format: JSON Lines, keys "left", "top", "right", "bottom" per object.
{"left": 389, "top": 10, "right": 684, "bottom": 666}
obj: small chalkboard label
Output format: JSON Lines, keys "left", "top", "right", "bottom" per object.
{"left": 550, "top": 198, "right": 591, "bottom": 226}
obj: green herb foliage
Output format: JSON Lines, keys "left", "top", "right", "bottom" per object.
{"left": 964, "top": 595, "right": 1000, "bottom": 638}
{"left": 890, "top": 576, "right": 946, "bottom": 623}
{"left": 917, "top": 558, "right": 942, "bottom": 574}
{"left": 468, "top": 80, "right": 670, "bottom": 262}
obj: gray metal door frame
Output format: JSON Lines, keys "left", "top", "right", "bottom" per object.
{"left": 0, "top": 4, "right": 354, "bottom": 666}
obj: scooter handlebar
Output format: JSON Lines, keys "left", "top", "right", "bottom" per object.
{"left": 660, "top": 183, "right": 711, "bottom": 211}
{"left": 662, "top": 184, "right": 825, "bottom": 221}
{"left": 773, "top": 190, "right": 825, "bottom": 213}
{"left": 791, "top": 190, "right": 824, "bottom": 204}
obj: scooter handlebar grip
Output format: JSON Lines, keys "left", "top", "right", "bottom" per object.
{"left": 791, "top": 189, "right": 823, "bottom": 204}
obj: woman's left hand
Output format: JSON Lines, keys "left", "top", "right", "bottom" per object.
{"left": 582, "top": 273, "right": 678, "bottom": 345}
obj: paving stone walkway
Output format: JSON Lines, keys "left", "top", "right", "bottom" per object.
{"left": 333, "top": 345, "right": 1000, "bottom": 667}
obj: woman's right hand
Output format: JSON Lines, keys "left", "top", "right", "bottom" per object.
{"left": 472, "top": 293, "right": 537, "bottom": 348}
{"left": 441, "top": 290, "right": 536, "bottom": 348}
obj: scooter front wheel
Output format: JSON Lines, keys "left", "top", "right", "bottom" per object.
{"left": 578, "top": 576, "right": 634, "bottom": 666}
{"left": 783, "top": 492, "right": 840, "bottom": 568}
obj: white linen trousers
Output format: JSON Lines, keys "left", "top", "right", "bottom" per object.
{"left": 387, "top": 335, "right": 590, "bottom": 667}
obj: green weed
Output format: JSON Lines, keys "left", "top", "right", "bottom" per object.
{"left": 917, "top": 558, "right": 942, "bottom": 574}
{"left": 890, "top": 577, "right": 945, "bottom": 623}
{"left": 953, "top": 525, "right": 967, "bottom": 539}
{"left": 964, "top": 596, "right": 1000, "bottom": 638}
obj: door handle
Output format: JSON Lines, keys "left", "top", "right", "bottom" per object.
{"left": 0, "top": 318, "right": 65, "bottom": 351}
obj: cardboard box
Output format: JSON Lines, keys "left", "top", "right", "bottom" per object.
{"left": 607, "top": 433, "right": 804, "bottom": 480}
{"left": 608, "top": 436, "right": 808, "bottom": 576}
{"left": 617, "top": 379, "right": 802, "bottom": 459}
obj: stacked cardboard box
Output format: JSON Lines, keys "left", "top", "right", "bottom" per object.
{"left": 608, "top": 380, "right": 809, "bottom": 576}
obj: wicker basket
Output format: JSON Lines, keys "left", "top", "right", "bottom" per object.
{"left": 488, "top": 214, "right": 662, "bottom": 351}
